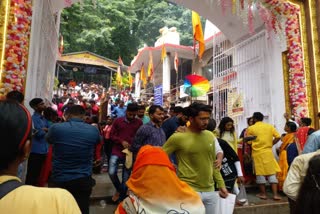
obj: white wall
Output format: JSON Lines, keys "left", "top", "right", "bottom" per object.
{"left": 265, "top": 32, "right": 287, "bottom": 131}
{"left": 235, "top": 30, "right": 286, "bottom": 133}
{"left": 212, "top": 29, "right": 287, "bottom": 134}
{"left": 25, "top": 0, "right": 59, "bottom": 111}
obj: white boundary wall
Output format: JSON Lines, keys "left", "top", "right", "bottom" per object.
{"left": 25, "top": 0, "right": 59, "bottom": 110}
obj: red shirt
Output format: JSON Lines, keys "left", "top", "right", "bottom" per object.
{"left": 110, "top": 117, "right": 142, "bottom": 158}
{"left": 91, "top": 104, "right": 99, "bottom": 116}
{"left": 103, "top": 125, "right": 112, "bottom": 139}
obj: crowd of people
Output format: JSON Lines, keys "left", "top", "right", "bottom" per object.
{"left": 1, "top": 85, "right": 320, "bottom": 214}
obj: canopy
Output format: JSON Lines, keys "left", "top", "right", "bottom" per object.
{"left": 58, "top": 51, "right": 122, "bottom": 71}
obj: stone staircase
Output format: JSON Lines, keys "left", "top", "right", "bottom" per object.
{"left": 90, "top": 173, "right": 289, "bottom": 214}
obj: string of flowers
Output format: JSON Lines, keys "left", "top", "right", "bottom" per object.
{"left": 258, "top": 0, "right": 308, "bottom": 117}
{"left": 218, "top": 0, "right": 308, "bottom": 118}
{"left": 0, "top": 0, "right": 32, "bottom": 98}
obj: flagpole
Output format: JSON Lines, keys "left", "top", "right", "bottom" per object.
{"left": 109, "top": 70, "right": 112, "bottom": 89}
{"left": 176, "top": 59, "right": 179, "bottom": 102}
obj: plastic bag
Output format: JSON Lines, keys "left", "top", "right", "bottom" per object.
{"left": 122, "top": 148, "right": 133, "bottom": 169}
{"left": 236, "top": 184, "right": 248, "bottom": 205}
{"left": 215, "top": 193, "right": 236, "bottom": 214}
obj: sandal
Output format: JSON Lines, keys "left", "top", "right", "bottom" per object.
{"left": 256, "top": 194, "right": 267, "bottom": 200}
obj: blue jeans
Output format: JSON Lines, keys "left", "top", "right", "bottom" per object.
{"left": 108, "top": 155, "right": 131, "bottom": 200}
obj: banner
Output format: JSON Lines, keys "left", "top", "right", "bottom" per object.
{"left": 228, "top": 88, "right": 244, "bottom": 117}
{"left": 154, "top": 85, "right": 163, "bottom": 106}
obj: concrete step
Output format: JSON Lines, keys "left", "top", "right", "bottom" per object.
{"left": 90, "top": 173, "right": 290, "bottom": 214}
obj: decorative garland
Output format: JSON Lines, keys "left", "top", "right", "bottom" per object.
{"left": 0, "top": 1, "right": 8, "bottom": 69}
{"left": 258, "top": 0, "right": 308, "bottom": 118}
{"left": 283, "top": 3, "right": 308, "bottom": 118}
{"left": 0, "top": 0, "right": 32, "bottom": 98}
{"left": 221, "top": 0, "right": 308, "bottom": 118}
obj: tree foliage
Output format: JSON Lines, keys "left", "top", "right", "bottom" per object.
{"left": 60, "top": 0, "right": 194, "bottom": 66}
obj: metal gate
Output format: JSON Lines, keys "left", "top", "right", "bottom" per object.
{"left": 211, "top": 30, "right": 270, "bottom": 132}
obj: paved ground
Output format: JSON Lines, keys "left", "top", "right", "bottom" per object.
{"left": 89, "top": 172, "right": 289, "bottom": 214}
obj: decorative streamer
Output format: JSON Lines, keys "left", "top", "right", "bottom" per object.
{"left": 248, "top": 1, "right": 254, "bottom": 34}
{"left": 213, "top": 0, "right": 308, "bottom": 117}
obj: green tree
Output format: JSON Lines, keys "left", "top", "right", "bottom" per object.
{"left": 60, "top": 0, "right": 196, "bottom": 66}
{"left": 60, "top": 0, "right": 138, "bottom": 65}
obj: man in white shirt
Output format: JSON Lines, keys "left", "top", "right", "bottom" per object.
{"left": 283, "top": 149, "right": 320, "bottom": 214}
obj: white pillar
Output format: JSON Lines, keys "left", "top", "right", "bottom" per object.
{"left": 25, "top": 0, "right": 44, "bottom": 110}
{"left": 135, "top": 71, "right": 141, "bottom": 99}
{"left": 162, "top": 54, "right": 171, "bottom": 94}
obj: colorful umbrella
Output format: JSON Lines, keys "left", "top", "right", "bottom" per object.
{"left": 184, "top": 74, "right": 210, "bottom": 97}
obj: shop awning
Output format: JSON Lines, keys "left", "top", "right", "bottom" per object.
{"left": 57, "top": 51, "right": 121, "bottom": 71}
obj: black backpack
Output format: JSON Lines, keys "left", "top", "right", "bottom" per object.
{"left": 0, "top": 180, "right": 23, "bottom": 199}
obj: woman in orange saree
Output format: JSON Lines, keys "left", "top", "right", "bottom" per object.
{"left": 115, "top": 145, "right": 205, "bottom": 214}
{"left": 277, "top": 122, "right": 297, "bottom": 191}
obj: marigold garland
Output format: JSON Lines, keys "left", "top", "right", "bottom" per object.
{"left": 224, "top": 0, "right": 308, "bottom": 118}
{"left": 0, "top": 0, "right": 32, "bottom": 99}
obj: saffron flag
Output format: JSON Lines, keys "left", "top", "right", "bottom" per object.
{"left": 161, "top": 44, "right": 167, "bottom": 62}
{"left": 147, "top": 53, "right": 153, "bottom": 79}
{"left": 174, "top": 52, "right": 179, "bottom": 73}
{"left": 140, "top": 65, "right": 147, "bottom": 88}
{"left": 192, "top": 11, "right": 205, "bottom": 59}
{"left": 116, "top": 66, "right": 122, "bottom": 87}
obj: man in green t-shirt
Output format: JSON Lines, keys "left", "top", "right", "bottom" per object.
{"left": 163, "top": 103, "right": 228, "bottom": 214}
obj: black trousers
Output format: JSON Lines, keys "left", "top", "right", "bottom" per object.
{"left": 104, "top": 139, "right": 113, "bottom": 164}
{"left": 25, "top": 153, "right": 47, "bottom": 186}
{"left": 288, "top": 198, "right": 296, "bottom": 214}
{"left": 224, "top": 177, "right": 237, "bottom": 192}
{"left": 49, "top": 176, "right": 94, "bottom": 214}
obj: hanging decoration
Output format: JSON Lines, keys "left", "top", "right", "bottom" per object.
{"left": 0, "top": 0, "right": 32, "bottom": 99}
{"left": 259, "top": 0, "right": 308, "bottom": 117}
{"left": 64, "top": 0, "right": 73, "bottom": 8}
{"left": 216, "top": 0, "right": 308, "bottom": 117}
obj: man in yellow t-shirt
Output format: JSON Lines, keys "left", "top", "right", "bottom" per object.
{"left": 163, "top": 103, "right": 228, "bottom": 214}
{"left": 0, "top": 101, "right": 80, "bottom": 214}
{"left": 246, "top": 112, "right": 281, "bottom": 200}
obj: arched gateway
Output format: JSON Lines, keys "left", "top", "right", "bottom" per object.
{"left": 0, "top": 0, "right": 319, "bottom": 128}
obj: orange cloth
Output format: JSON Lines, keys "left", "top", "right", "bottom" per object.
{"left": 277, "top": 133, "right": 295, "bottom": 190}
{"left": 115, "top": 145, "right": 205, "bottom": 214}
{"left": 140, "top": 65, "right": 147, "bottom": 88}
{"left": 192, "top": 11, "right": 205, "bottom": 59}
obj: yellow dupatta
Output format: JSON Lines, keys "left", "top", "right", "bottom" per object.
{"left": 277, "top": 132, "right": 295, "bottom": 190}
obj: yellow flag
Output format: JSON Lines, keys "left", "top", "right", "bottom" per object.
{"left": 192, "top": 11, "right": 205, "bottom": 59}
{"left": 116, "top": 66, "right": 122, "bottom": 87}
{"left": 161, "top": 44, "right": 167, "bottom": 62}
{"left": 140, "top": 65, "right": 146, "bottom": 88}
{"left": 147, "top": 53, "right": 153, "bottom": 79}
{"left": 128, "top": 70, "right": 133, "bottom": 88}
